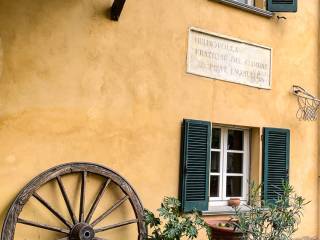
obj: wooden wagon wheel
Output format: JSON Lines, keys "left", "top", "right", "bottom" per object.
{"left": 1, "top": 162, "right": 147, "bottom": 240}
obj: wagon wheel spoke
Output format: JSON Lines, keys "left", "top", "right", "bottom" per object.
{"left": 17, "top": 218, "right": 69, "bottom": 234}
{"left": 56, "top": 176, "right": 78, "bottom": 225}
{"left": 79, "top": 171, "right": 87, "bottom": 222}
{"left": 32, "top": 192, "right": 73, "bottom": 229}
{"left": 56, "top": 238, "right": 68, "bottom": 240}
{"left": 91, "top": 195, "right": 129, "bottom": 227}
{"left": 94, "top": 219, "right": 138, "bottom": 233}
{"left": 94, "top": 238, "right": 110, "bottom": 240}
{"left": 85, "top": 178, "right": 111, "bottom": 224}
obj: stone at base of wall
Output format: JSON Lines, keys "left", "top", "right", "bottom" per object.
{"left": 294, "top": 237, "right": 318, "bottom": 240}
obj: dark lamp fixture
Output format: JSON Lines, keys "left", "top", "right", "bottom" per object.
{"left": 111, "top": 0, "right": 126, "bottom": 21}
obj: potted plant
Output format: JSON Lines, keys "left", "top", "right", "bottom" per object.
{"left": 206, "top": 219, "right": 242, "bottom": 240}
{"left": 144, "top": 197, "right": 211, "bottom": 240}
{"left": 233, "top": 182, "right": 309, "bottom": 240}
{"left": 228, "top": 197, "right": 241, "bottom": 208}
{"left": 208, "top": 182, "right": 309, "bottom": 240}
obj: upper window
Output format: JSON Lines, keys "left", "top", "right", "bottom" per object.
{"left": 212, "top": 0, "right": 297, "bottom": 18}
{"left": 209, "top": 127, "right": 250, "bottom": 206}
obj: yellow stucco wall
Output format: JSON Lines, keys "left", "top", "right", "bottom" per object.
{"left": 0, "top": 0, "right": 319, "bottom": 239}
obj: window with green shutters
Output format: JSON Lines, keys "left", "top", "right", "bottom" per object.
{"left": 263, "top": 128, "right": 290, "bottom": 204}
{"left": 211, "top": 0, "right": 298, "bottom": 17}
{"left": 180, "top": 120, "right": 291, "bottom": 213}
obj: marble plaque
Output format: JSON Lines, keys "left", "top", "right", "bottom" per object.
{"left": 187, "top": 28, "right": 272, "bottom": 89}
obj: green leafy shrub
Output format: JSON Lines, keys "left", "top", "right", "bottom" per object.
{"left": 232, "top": 182, "right": 310, "bottom": 240}
{"left": 144, "top": 197, "right": 211, "bottom": 240}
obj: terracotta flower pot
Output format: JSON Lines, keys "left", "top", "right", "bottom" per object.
{"left": 207, "top": 220, "right": 242, "bottom": 240}
{"left": 228, "top": 197, "right": 241, "bottom": 207}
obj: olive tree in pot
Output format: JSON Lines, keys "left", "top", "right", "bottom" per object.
{"left": 231, "top": 182, "right": 310, "bottom": 240}
{"left": 144, "top": 197, "right": 211, "bottom": 240}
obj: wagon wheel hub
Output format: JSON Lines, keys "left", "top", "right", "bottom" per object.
{"left": 70, "top": 223, "right": 95, "bottom": 240}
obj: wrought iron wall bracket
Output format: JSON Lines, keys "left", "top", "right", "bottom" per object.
{"left": 111, "top": 0, "right": 126, "bottom": 21}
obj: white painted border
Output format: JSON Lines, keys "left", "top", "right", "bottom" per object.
{"left": 187, "top": 27, "right": 273, "bottom": 90}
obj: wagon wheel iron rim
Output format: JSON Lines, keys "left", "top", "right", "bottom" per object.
{"left": 1, "top": 162, "right": 147, "bottom": 240}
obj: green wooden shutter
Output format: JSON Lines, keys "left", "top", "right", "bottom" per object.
{"left": 180, "top": 119, "right": 211, "bottom": 212}
{"left": 263, "top": 128, "right": 290, "bottom": 204}
{"left": 267, "top": 0, "right": 297, "bottom": 12}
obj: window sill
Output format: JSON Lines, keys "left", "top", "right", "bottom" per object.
{"left": 212, "top": 0, "right": 273, "bottom": 18}
{"left": 202, "top": 205, "right": 249, "bottom": 216}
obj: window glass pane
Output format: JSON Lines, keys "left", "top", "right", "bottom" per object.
{"left": 228, "top": 130, "right": 243, "bottom": 150}
{"left": 212, "top": 128, "right": 221, "bottom": 149}
{"left": 211, "top": 152, "right": 220, "bottom": 173}
{"left": 210, "top": 176, "right": 219, "bottom": 197}
{"left": 227, "top": 153, "right": 243, "bottom": 173}
{"left": 226, "top": 176, "right": 242, "bottom": 197}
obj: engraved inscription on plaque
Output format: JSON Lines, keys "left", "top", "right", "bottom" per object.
{"left": 187, "top": 28, "right": 272, "bottom": 89}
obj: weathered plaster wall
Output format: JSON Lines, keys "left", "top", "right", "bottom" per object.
{"left": 0, "top": 0, "right": 318, "bottom": 238}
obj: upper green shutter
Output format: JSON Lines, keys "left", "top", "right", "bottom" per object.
{"left": 180, "top": 119, "right": 211, "bottom": 212}
{"left": 267, "top": 0, "right": 297, "bottom": 12}
{"left": 263, "top": 128, "right": 290, "bottom": 204}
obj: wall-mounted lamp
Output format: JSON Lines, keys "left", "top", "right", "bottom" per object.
{"left": 111, "top": 0, "right": 126, "bottom": 21}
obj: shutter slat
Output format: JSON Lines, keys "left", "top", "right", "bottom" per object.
{"left": 180, "top": 119, "right": 210, "bottom": 212}
{"left": 263, "top": 128, "right": 290, "bottom": 204}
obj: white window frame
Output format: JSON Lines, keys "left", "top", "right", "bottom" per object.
{"left": 237, "top": 0, "right": 254, "bottom": 5}
{"left": 209, "top": 126, "right": 250, "bottom": 207}
{"left": 247, "top": 0, "right": 254, "bottom": 5}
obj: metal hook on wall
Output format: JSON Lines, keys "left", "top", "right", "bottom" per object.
{"left": 277, "top": 15, "right": 287, "bottom": 20}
